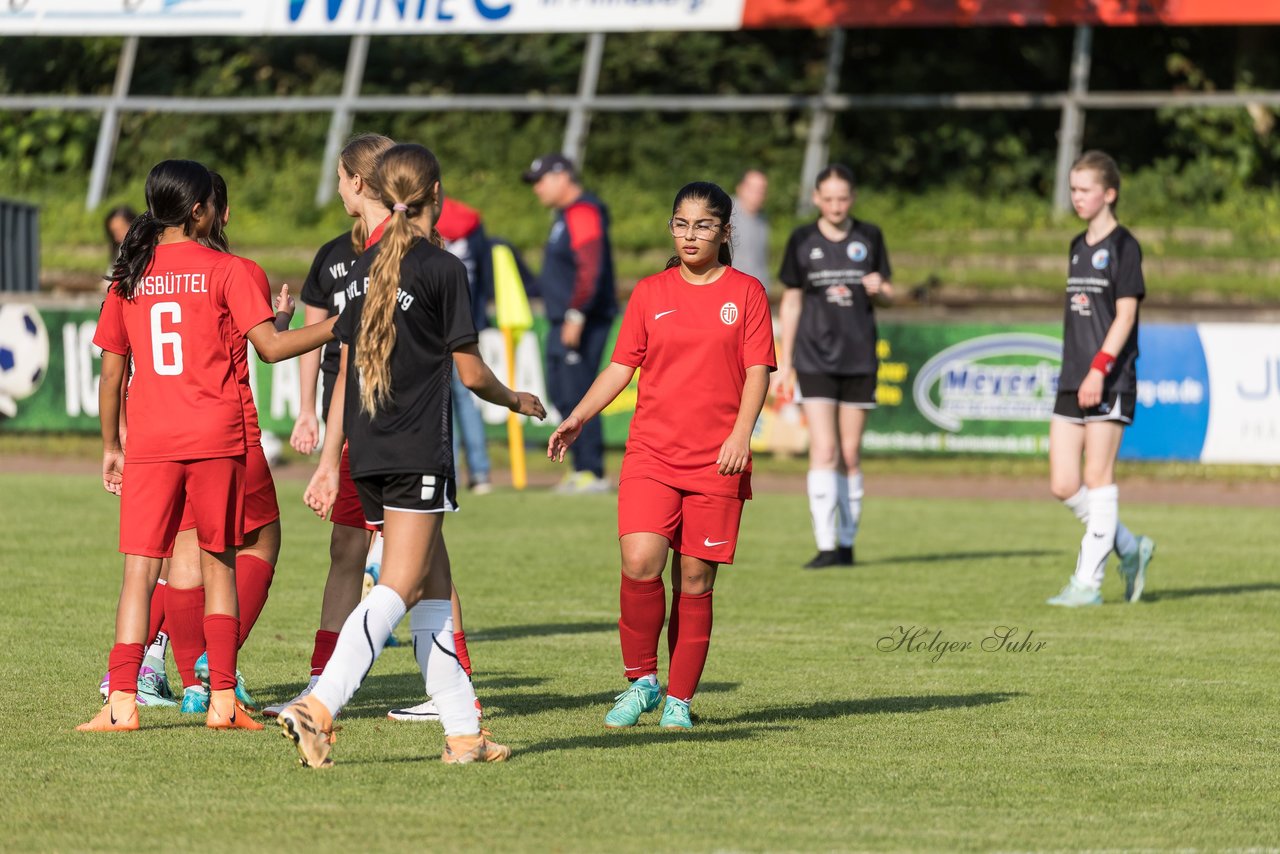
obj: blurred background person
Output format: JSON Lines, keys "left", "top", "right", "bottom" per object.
{"left": 729, "top": 169, "right": 770, "bottom": 286}
{"left": 523, "top": 153, "right": 617, "bottom": 494}
{"left": 437, "top": 195, "right": 495, "bottom": 495}
{"left": 103, "top": 205, "right": 137, "bottom": 272}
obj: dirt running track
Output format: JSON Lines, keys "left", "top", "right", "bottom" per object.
{"left": 3, "top": 455, "right": 1277, "bottom": 508}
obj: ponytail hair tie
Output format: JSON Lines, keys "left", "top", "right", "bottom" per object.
{"left": 393, "top": 203, "right": 409, "bottom": 212}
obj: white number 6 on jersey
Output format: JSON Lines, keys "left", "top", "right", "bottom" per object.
{"left": 151, "top": 301, "right": 184, "bottom": 376}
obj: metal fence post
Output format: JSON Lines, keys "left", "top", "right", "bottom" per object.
{"left": 562, "top": 32, "right": 606, "bottom": 168}
{"left": 85, "top": 36, "right": 139, "bottom": 211}
{"left": 797, "top": 28, "right": 846, "bottom": 215}
{"left": 316, "top": 34, "right": 370, "bottom": 207}
{"left": 1052, "top": 25, "right": 1093, "bottom": 216}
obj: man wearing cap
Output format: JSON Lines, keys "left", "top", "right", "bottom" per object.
{"left": 524, "top": 153, "right": 617, "bottom": 494}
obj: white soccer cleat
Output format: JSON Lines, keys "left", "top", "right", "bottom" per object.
{"left": 263, "top": 676, "right": 320, "bottom": 719}
{"left": 386, "top": 699, "right": 440, "bottom": 722}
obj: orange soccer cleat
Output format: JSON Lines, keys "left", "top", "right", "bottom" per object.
{"left": 278, "top": 695, "right": 336, "bottom": 769}
{"left": 77, "top": 691, "right": 140, "bottom": 732}
{"left": 442, "top": 732, "right": 512, "bottom": 765}
{"left": 206, "top": 689, "right": 264, "bottom": 731}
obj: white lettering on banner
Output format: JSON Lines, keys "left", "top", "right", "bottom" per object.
{"left": 1198, "top": 324, "right": 1280, "bottom": 464}
{"left": 271, "top": 357, "right": 300, "bottom": 420}
{"left": 76, "top": 322, "right": 100, "bottom": 419}
{"left": 476, "top": 327, "right": 554, "bottom": 424}
{"left": 15, "top": 0, "right": 745, "bottom": 33}
{"left": 62, "top": 323, "right": 80, "bottom": 417}
{"left": 1135, "top": 378, "right": 1205, "bottom": 408}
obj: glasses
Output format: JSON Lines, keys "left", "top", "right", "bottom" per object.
{"left": 668, "top": 219, "right": 721, "bottom": 240}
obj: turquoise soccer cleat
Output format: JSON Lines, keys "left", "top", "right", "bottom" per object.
{"left": 659, "top": 696, "right": 693, "bottom": 730}
{"left": 136, "top": 665, "right": 179, "bottom": 708}
{"left": 1046, "top": 578, "right": 1103, "bottom": 607}
{"left": 194, "top": 651, "right": 209, "bottom": 682}
{"left": 234, "top": 671, "right": 260, "bottom": 711}
{"left": 181, "top": 685, "right": 210, "bottom": 714}
{"left": 1120, "top": 535, "right": 1156, "bottom": 603}
{"left": 604, "top": 678, "right": 661, "bottom": 728}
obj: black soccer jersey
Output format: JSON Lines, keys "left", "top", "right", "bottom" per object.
{"left": 301, "top": 233, "right": 360, "bottom": 419}
{"left": 1059, "top": 225, "right": 1145, "bottom": 392}
{"left": 778, "top": 220, "right": 891, "bottom": 376}
{"left": 334, "top": 239, "right": 479, "bottom": 480}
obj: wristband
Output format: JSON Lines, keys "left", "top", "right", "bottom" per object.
{"left": 1091, "top": 351, "right": 1117, "bottom": 375}
{"left": 564, "top": 308, "right": 585, "bottom": 325}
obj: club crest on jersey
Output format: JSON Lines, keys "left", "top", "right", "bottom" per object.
{"left": 808, "top": 247, "right": 825, "bottom": 260}
{"left": 720, "top": 303, "right": 739, "bottom": 325}
{"left": 1091, "top": 249, "right": 1110, "bottom": 270}
{"left": 848, "top": 241, "right": 868, "bottom": 262}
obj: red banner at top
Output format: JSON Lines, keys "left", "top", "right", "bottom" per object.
{"left": 742, "top": 0, "right": 1280, "bottom": 27}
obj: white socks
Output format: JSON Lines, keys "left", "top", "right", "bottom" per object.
{"left": 312, "top": 585, "right": 407, "bottom": 718}
{"left": 1062, "top": 486, "right": 1137, "bottom": 558}
{"left": 807, "top": 470, "right": 839, "bottom": 551}
{"left": 410, "top": 600, "right": 480, "bottom": 737}
{"left": 144, "top": 631, "right": 169, "bottom": 664}
{"left": 836, "top": 472, "right": 863, "bottom": 548}
{"left": 1073, "top": 484, "right": 1118, "bottom": 589}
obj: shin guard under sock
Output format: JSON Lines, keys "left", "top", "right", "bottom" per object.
{"left": 618, "top": 574, "right": 665, "bottom": 680}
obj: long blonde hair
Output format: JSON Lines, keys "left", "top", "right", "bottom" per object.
{"left": 340, "top": 132, "right": 395, "bottom": 255}
{"left": 356, "top": 143, "right": 445, "bottom": 415}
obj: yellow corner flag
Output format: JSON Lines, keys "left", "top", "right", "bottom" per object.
{"left": 491, "top": 244, "right": 533, "bottom": 490}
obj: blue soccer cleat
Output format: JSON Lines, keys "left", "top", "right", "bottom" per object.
{"left": 1046, "top": 578, "right": 1103, "bottom": 607}
{"left": 659, "top": 696, "right": 693, "bottom": 730}
{"left": 604, "top": 677, "right": 661, "bottom": 728}
{"left": 137, "top": 665, "right": 179, "bottom": 708}
{"left": 1120, "top": 535, "right": 1155, "bottom": 603}
{"left": 181, "top": 685, "right": 210, "bottom": 714}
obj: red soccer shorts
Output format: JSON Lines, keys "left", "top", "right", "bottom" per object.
{"left": 617, "top": 476, "right": 744, "bottom": 565}
{"left": 331, "top": 443, "right": 376, "bottom": 531}
{"left": 179, "top": 444, "right": 278, "bottom": 535}
{"left": 119, "top": 456, "right": 246, "bottom": 558}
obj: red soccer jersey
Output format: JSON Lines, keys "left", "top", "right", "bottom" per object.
{"left": 612, "top": 266, "right": 776, "bottom": 499}
{"left": 94, "top": 241, "right": 274, "bottom": 463}
{"left": 233, "top": 257, "right": 273, "bottom": 448}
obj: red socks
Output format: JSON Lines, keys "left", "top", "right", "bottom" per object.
{"left": 453, "top": 630, "right": 473, "bottom": 678}
{"left": 204, "top": 613, "right": 240, "bottom": 691}
{"left": 166, "top": 586, "right": 206, "bottom": 688}
{"left": 618, "top": 574, "right": 665, "bottom": 679}
{"left": 310, "top": 630, "right": 339, "bottom": 677}
{"left": 234, "top": 554, "right": 275, "bottom": 648}
{"left": 108, "top": 642, "right": 146, "bottom": 696}
{"left": 147, "top": 580, "right": 167, "bottom": 644}
{"left": 666, "top": 590, "right": 713, "bottom": 704}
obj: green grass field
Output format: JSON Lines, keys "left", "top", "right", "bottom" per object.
{"left": 2, "top": 471, "right": 1278, "bottom": 851}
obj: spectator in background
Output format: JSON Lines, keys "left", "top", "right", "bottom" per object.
{"left": 104, "top": 205, "right": 137, "bottom": 271}
{"left": 436, "top": 196, "right": 494, "bottom": 494}
{"left": 729, "top": 170, "right": 770, "bottom": 286}
{"left": 523, "top": 153, "right": 617, "bottom": 494}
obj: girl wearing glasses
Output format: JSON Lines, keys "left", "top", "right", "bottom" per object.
{"left": 548, "top": 182, "right": 775, "bottom": 730}
{"left": 776, "top": 164, "right": 893, "bottom": 570}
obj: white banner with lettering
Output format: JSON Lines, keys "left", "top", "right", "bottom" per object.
{"left": 1, "top": 0, "right": 745, "bottom": 34}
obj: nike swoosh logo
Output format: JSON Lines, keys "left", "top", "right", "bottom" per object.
{"left": 704, "top": 537, "right": 729, "bottom": 547}
{"left": 1092, "top": 532, "right": 1106, "bottom": 538}
{"left": 110, "top": 707, "right": 117, "bottom": 725}
{"left": 655, "top": 310, "right": 677, "bottom": 320}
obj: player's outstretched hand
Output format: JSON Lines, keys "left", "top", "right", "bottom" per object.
{"left": 102, "top": 448, "right": 124, "bottom": 496}
{"left": 716, "top": 435, "right": 751, "bottom": 476}
{"left": 304, "top": 462, "right": 340, "bottom": 519}
{"left": 512, "top": 391, "right": 546, "bottom": 420}
{"left": 291, "top": 411, "right": 319, "bottom": 455}
{"left": 548, "top": 415, "right": 584, "bottom": 462}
